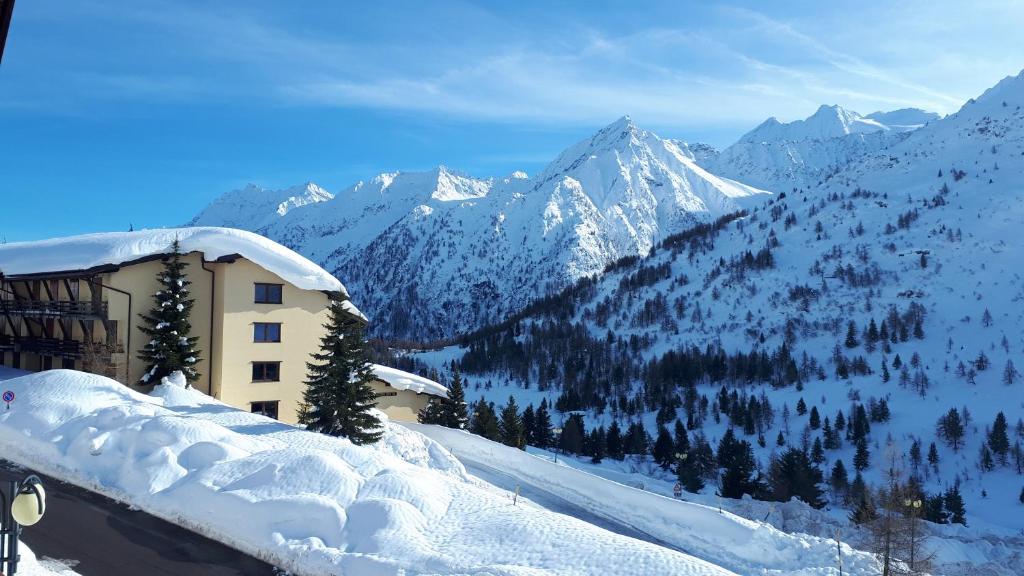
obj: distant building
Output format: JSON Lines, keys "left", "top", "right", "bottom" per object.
{"left": 0, "top": 227, "right": 445, "bottom": 423}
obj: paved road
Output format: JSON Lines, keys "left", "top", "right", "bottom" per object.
{"left": 0, "top": 461, "right": 279, "bottom": 576}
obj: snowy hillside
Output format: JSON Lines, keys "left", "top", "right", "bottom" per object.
{"left": 403, "top": 70, "right": 1024, "bottom": 572}
{"left": 193, "top": 117, "right": 769, "bottom": 339}
{"left": 706, "top": 106, "right": 939, "bottom": 191}
{"left": 0, "top": 370, "right": 741, "bottom": 576}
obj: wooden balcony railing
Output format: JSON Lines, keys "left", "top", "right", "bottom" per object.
{"left": 0, "top": 299, "right": 108, "bottom": 320}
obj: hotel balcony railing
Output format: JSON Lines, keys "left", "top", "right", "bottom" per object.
{"left": 0, "top": 299, "right": 108, "bottom": 320}
{"left": 13, "top": 337, "right": 81, "bottom": 359}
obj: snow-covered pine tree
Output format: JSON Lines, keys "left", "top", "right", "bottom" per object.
{"left": 299, "top": 299, "right": 382, "bottom": 445}
{"left": 137, "top": 239, "right": 200, "bottom": 387}
{"left": 418, "top": 367, "right": 469, "bottom": 428}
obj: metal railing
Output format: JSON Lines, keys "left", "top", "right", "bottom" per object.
{"left": 0, "top": 299, "right": 108, "bottom": 320}
{"left": 13, "top": 338, "right": 81, "bottom": 359}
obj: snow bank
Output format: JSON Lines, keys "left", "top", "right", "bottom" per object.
{"left": 0, "top": 370, "right": 735, "bottom": 576}
{"left": 371, "top": 364, "right": 448, "bottom": 398}
{"left": 18, "top": 542, "right": 81, "bottom": 576}
{"left": 0, "top": 227, "right": 345, "bottom": 294}
{"left": 407, "top": 423, "right": 883, "bottom": 576}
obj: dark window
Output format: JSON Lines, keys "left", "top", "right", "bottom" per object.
{"left": 62, "top": 358, "right": 75, "bottom": 370}
{"left": 253, "top": 323, "right": 281, "bottom": 343}
{"left": 251, "top": 401, "right": 279, "bottom": 420}
{"left": 375, "top": 391, "right": 398, "bottom": 397}
{"left": 252, "top": 361, "right": 280, "bottom": 382}
{"left": 254, "top": 283, "right": 283, "bottom": 304}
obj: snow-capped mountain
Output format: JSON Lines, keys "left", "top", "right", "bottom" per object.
{"left": 189, "top": 182, "right": 333, "bottom": 230}
{"left": 412, "top": 70, "right": 1024, "bottom": 569}
{"left": 192, "top": 117, "right": 769, "bottom": 340}
{"left": 705, "top": 105, "right": 940, "bottom": 191}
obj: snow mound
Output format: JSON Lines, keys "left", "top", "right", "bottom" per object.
{"left": 371, "top": 364, "right": 448, "bottom": 398}
{"left": 0, "top": 227, "right": 345, "bottom": 294}
{"left": 0, "top": 370, "right": 736, "bottom": 576}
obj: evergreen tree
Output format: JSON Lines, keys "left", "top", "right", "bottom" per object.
{"left": 606, "top": 420, "right": 624, "bottom": 460}
{"left": 937, "top": 407, "right": 965, "bottom": 451}
{"left": 776, "top": 430, "right": 786, "bottom": 447}
{"left": 533, "top": 399, "right": 555, "bottom": 448}
{"left": 830, "top": 459, "right": 849, "bottom": 497}
{"left": 989, "top": 411, "right": 1010, "bottom": 463}
{"left": 674, "top": 419, "right": 690, "bottom": 456}
{"left": 521, "top": 404, "right": 536, "bottom": 446}
{"left": 440, "top": 369, "right": 470, "bottom": 429}
{"left": 927, "top": 442, "right": 940, "bottom": 470}
{"left": 560, "top": 414, "right": 585, "bottom": 455}
{"left": 590, "top": 425, "right": 607, "bottom": 463}
{"left": 653, "top": 425, "right": 675, "bottom": 470}
{"left": 854, "top": 438, "right": 871, "bottom": 471}
{"left": 717, "top": 429, "right": 761, "bottom": 499}
{"left": 624, "top": 421, "right": 649, "bottom": 455}
{"left": 844, "top": 321, "right": 859, "bottom": 348}
{"left": 767, "top": 448, "right": 825, "bottom": 508}
{"left": 809, "top": 406, "right": 821, "bottom": 429}
{"left": 796, "top": 397, "right": 807, "bottom": 415}
{"left": 498, "top": 395, "right": 525, "bottom": 449}
{"left": 811, "top": 437, "right": 825, "bottom": 465}
{"left": 677, "top": 450, "right": 705, "bottom": 493}
{"left": 300, "top": 301, "right": 382, "bottom": 444}
{"left": 470, "top": 398, "right": 500, "bottom": 441}
{"left": 924, "top": 494, "right": 947, "bottom": 524}
{"left": 944, "top": 484, "right": 967, "bottom": 525}
{"left": 137, "top": 239, "right": 201, "bottom": 386}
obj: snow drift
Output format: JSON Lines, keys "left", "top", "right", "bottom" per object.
{"left": 0, "top": 370, "right": 735, "bottom": 576}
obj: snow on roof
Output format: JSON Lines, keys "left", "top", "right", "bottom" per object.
{"left": 0, "top": 227, "right": 347, "bottom": 295}
{"left": 339, "top": 299, "right": 368, "bottom": 322}
{"left": 370, "top": 364, "right": 448, "bottom": 398}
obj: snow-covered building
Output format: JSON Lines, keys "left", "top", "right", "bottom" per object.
{"left": 368, "top": 363, "right": 448, "bottom": 422}
{"left": 0, "top": 227, "right": 373, "bottom": 423}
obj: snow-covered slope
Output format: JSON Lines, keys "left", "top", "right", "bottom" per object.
{"left": 413, "top": 69, "right": 1024, "bottom": 551}
{"left": 707, "top": 106, "right": 939, "bottom": 191}
{"left": 188, "top": 182, "right": 333, "bottom": 230}
{"left": 0, "top": 369, "right": 738, "bottom": 576}
{"left": 192, "top": 117, "right": 770, "bottom": 340}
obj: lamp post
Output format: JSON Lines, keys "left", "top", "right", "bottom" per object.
{"left": 903, "top": 497, "right": 922, "bottom": 571}
{"left": 1, "top": 475, "right": 46, "bottom": 576}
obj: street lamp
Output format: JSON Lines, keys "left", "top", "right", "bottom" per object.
{"left": 1, "top": 475, "right": 46, "bottom": 575}
{"left": 903, "top": 497, "right": 922, "bottom": 571}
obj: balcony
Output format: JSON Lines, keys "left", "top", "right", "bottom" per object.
{"left": 15, "top": 337, "right": 81, "bottom": 359}
{"left": 0, "top": 334, "right": 12, "bottom": 351}
{"left": 0, "top": 299, "right": 108, "bottom": 320}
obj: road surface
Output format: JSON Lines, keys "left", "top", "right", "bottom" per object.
{"left": 0, "top": 461, "right": 278, "bottom": 576}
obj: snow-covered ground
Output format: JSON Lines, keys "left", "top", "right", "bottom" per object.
{"left": 407, "top": 422, "right": 882, "bottom": 576}
{"left": 0, "top": 369, "right": 740, "bottom": 576}
{"left": 18, "top": 543, "right": 81, "bottom": 576}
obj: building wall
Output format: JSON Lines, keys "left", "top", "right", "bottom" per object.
{"left": 368, "top": 379, "right": 432, "bottom": 422}
{"left": 212, "top": 258, "right": 331, "bottom": 424}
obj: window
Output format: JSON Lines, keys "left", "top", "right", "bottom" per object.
{"left": 253, "top": 323, "right": 281, "bottom": 343}
{"left": 251, "top": 401, "right": 279, "bottom": 420}
{"left": 252, "top": 361, "right": 280, "bottom": 382}
{"left": 375, "top": 391, "right": 398, "bottom": 397}
{"left": 254, "top": 283, "right": 283, "bottom": 304}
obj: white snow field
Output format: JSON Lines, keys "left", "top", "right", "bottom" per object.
{"left": 0, "top": 370, "right": 737, "bottom": 576}
{"left": 18, "top": 543, "right": 81, "bottom": 576}
{"left": 407, "top": 423, "right": 881, "bottom": 576}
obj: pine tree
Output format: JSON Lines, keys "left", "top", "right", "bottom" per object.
{"left": 927, "top": 442, "right": 940, "bottom": 471}
{"left": 589, "top": 425, "right": 607, "bottom": 463}
{"left": 937, "top": 407, "right": 965, "bottom": 451}
{"left": 521, "top": 404, "right": 536, "bottom": 446}
{"left": 809, "top": 406, "right": 821, "bottom": 429}
{"left": 606, "top": 420, "right": 624, "bottom": 460}
{"left": 653, "top": 424, "right": 675, "bottom": 470}
{"left": 299, "top": 301, "right": 382, "bottom": 444}
{"left": 854, "top": 438, "right": 871, "bottom": 471}
{"left": 498, "top": 395, "right": 525, "bottom": 449}
{"left": 776, "top": 430, "right": 786, "bottom": 447}
{"left": 944, "top": 484, "right": 967, "bottom": 525}
{"left": 533, "top": 399, "right": 554, "bottom": 448}
{"left": 560, "top": 414, "right": 585, "bottom": 454}
{"left": 440, "top": 369, "right": 470, "bottom": 429}
{"left": 989, "top": 411, "right": 1010, "bottom": 463}
{"left": 717, "top": 429, "right": 761, "bottom": 499}
{"left": 137, "top": 239, "right": 201, "bottom": 386}
{"left": 844, "top": 321, "right": 859, "bottom": 348}
{"left": 673, "top": 419, "right": 690, "bottom": 456}
{"left": 768, "top": 448, "right": 825, "bottom": 508}
{"left": 811, "top": 437, "right": 825, "bottom": 465}
{"left": 470, "top": 398, "right": 500, "bottom": 441}
{"left": 796, "top": 397, "right": 807, "bottom": 415}
{"left": 830, "top": 459, "right": 849, "bottom": 497}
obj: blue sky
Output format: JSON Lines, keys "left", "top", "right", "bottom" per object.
{"left": 2, "top": 0, "right": 1023, "bottom": 241}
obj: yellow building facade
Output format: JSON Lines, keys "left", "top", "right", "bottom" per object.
{"left": 0, "top": 228, "right": 445, "bottom": 424}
